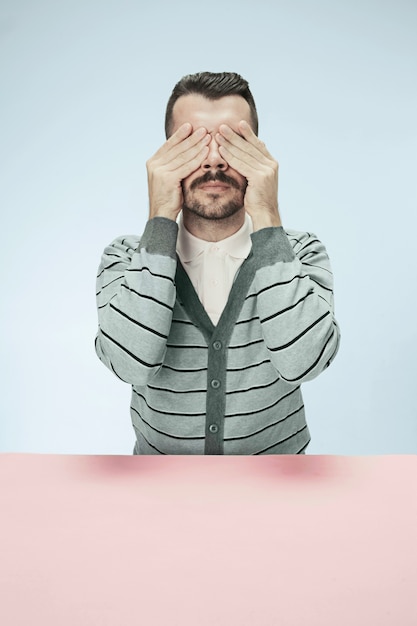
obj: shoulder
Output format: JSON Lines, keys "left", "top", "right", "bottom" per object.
{"left": 285, "top": 229, "right": 319, "bottom": 248}
{"left": 285, "top": 229, "right": 328, "bottom": 255}
{"left": 102, "top": 234, "right": 141, "bottom": 259}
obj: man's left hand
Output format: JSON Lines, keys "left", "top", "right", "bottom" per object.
{"left": 216, "top": 120, "right": 282, "bottom": 231}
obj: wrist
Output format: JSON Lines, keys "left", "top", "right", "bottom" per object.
{"left": 139, "top": 217, "right": 179, "bottom": 258}
{"left": 250, "top": 226, "right": 295, "bottom": 266}
{"left": 149, "top": 205, "right": 180, "bottom": 222}
{"left": 249, "top": 208, "right": 282, "bottom": 232}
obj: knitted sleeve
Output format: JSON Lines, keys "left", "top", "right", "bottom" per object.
{"left": 250, "top": 226, "right": 340, "bottom": 384}
{"left": 94, "top": 217, "right": 178, "bottom": 385}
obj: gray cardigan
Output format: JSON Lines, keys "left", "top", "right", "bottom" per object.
{"left": 95, "top": 217, "right": 340, "bottom": 454}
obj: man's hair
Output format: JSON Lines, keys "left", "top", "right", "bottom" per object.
{"left": 164, "top": 71, "right": 258, "bottom": 138}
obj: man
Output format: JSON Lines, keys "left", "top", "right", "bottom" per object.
{"left": 95, "top": 71, "right": 340, "bottom": 455}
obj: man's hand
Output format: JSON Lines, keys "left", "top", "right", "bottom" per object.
{"left": 146, "top": 123, "right": 210, "bottom": 221}
{"left": 216, "top": 120, "right": 282, "bottom": 231}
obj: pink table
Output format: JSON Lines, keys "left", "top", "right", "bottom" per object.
{"left": 1, "top": 454, "right": 416, "bottom": 625}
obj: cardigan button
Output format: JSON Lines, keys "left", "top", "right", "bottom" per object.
{"left": 212, "top": 341, "right": 222, "bottom": 351}
{"left": 209, "top": 424, "right": 219, "bottom": 433}
{"left": 210, "top": 379, "right": 221, "bottom": 389}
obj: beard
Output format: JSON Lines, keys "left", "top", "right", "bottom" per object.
{"left": 182, "top": 171, "right": 247, "bottom": 221}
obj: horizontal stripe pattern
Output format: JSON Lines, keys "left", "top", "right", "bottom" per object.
{"left": 96, "top": 221, "right": 340, "bottom": 455}
{"left": 95, "top": 234, "right": 177, "bottom": 386}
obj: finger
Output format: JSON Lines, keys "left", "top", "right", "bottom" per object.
{"left": 168, "top": 127, "right": 209, "bottom": 160}
{"left": 157, "top": 126, "right": 208, "bottom": 163}
{"left": 218, "top": 143, "right": 263, "bottom": 178}
{"left": 152, "top": 125, "right": 206, "bottom": 160}
{"left": 216, "top": 128, "right": 264, "bottom": 164}
{"left": 166, "top": 134, "right": 210, "bottom": 172}
{"left": 174, "top": 145, "right": 210, "bottom": 180}
{"left": 167, "top": 122, "right": 193, "bottom": 146}
{"left": 239, "top": 120, "right": 275, "bottom": 159}
{"left": 219, "top": 122, "right": 274, "bottom": 160}
{"left": 217, "top": 134, "right": 273, "bottom": 172}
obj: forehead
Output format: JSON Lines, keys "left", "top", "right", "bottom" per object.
{"left": 171, "top": 94, "right": 252, "bottom": 133}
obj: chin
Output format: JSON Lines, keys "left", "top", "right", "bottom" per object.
{"left": 183, "top": 190, "right": 244, "bottom": 221}
{"left": 183, "top": 200, "right": 244, "bottom": 221}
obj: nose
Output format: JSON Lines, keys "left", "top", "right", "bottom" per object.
{"left": 201, "top": 134, "right": 228, "bottom": 171}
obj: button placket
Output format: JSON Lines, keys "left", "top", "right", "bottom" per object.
{"left": 204, "top": 316, "right": 228, "bottom": 453}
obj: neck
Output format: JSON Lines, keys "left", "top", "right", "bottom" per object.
{"left": 182, "top": 208, "right": 246, "bottom": 242}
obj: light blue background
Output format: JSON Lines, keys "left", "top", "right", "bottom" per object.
{"left": 1, "top": 0, "right": 416, "bottom": 454}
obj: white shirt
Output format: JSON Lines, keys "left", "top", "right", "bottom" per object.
{"left": 176, "top": 213, "right": 253, "bottom": 325}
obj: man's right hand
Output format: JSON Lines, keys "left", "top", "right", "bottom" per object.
{"left": 146, "top": 123, "right": 210, "bottom": 221}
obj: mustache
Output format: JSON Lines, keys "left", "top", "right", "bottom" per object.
{"left": 189, "top": 170, "right": 243, "bottom": 191}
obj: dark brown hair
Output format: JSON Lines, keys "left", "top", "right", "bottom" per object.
{"left": 164, "top": 71, "right": 258, "bottom": 138}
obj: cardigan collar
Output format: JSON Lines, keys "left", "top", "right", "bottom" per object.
{"left": 176, "top": 212, "right": 253, "bottom": 263}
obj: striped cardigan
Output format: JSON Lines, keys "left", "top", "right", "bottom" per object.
{"left": 95, "top": 217, "right": 340, "bottom": 455}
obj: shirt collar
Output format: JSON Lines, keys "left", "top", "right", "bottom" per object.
{"left": 176, "top": 212, "right": 253, "bottom": 263}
